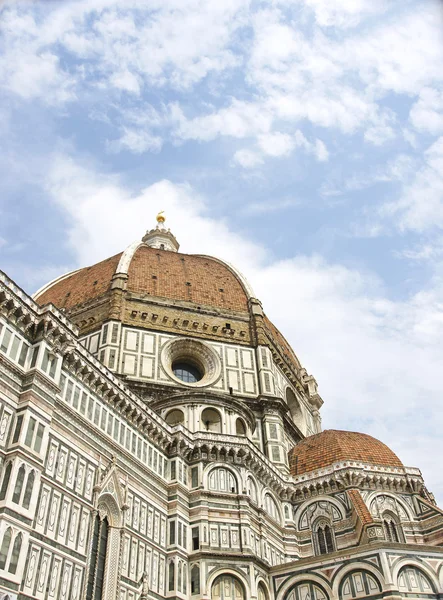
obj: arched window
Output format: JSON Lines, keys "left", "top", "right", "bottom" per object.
{"left": 246, "top": 477, "right": 257, "bottom": 504}
{"left": 22, "top": 470, "right": 35, "bottom": 509}
{"left": 208, "top": 468, "right": 237, "bottom": 493}
{"left": 285, "top": 581, "right": 329, "bottom": 600}
{"left": 12, "top": 465, "right": 25, "bottom": 504}
{"left": 258, "top": 583, "right": 268, "bottom": 600}
{"left": 264, "top": 493, "right": 281, "bottom": 524}
{"left": 211, "top": 574, "right": 245, "bottom": 600}
{"left": 191, "top": 565, "right": 200, "bottom": 595}
{"left": 182, "top": 562, "right": 187, "bottom": 594}
{"left": 168, "top": 561, "right": 175, "bottom": 592}
{"left": 397, "top": 566, "right": 436, "bottom": 596}
{"left": 235, "top": 418, "right": 246, "bottom": 436}
{"left": 8, "top": 533, "right": 22, "bottom": 574}
{"left": 86, "top": 514, "right": 109, "bottom": 600}
{"left": 0, "top": 528, "right": 12, "bottom": 570}
{"left": 285, "top": 388, "right": 304, "bottom": 431}
{"left": 340, "top": 570, "right": 382, "bottom": 598}
{"left": 165, "top": 409, "right": 185, "bottom": 426}
{"left": 382, "top": 512, "right": 402, "bottom": 543}
{"left": 201, "top": 408, "right": 222, "bottom": 433}
{"left": 0, "top": 463, "right": 12, "bottom": 500}
{"left": 314, "top": 521, "right": 335, "bottom": 555}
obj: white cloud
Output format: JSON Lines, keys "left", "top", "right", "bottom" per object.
{"left": 257, "top": 131, "right": 295, "bottom": 157}
{"left": 314, "top": 139, "right": 329, "bottom": 162}
{"left": 380, "top": 138, "right": 443, "bottom": 233}
{"left": 0, "top": 49, "right": 75, "bottom": 104}
{"left": 410, "top": 87, "right": 443, "bottom": 135}
{"left": 108, "top": 128, "right": 163, "bottom": 154}
{"left": 2, "top": 0, "right": 441, "bottom": 169}
{"left": 364, "top": 124, "right": 395, "bottom": 146}
{"left": 241, "top": 196, "right": 300, "bottom": 215}
{"left": 173, "top": 100, "right": 273, "bottom": 142}
{"left": 0, "top": 0, "right": 248, "bottom": 102}
{"left": 233, "top": 149, "right": 264, "bottom": 168}
{"left": 108, "top": 70, "right": 141, "bottom": 95}
{"left": 321, "top": 154, "right": 415, "bottom": 197}
{"left": 41, "top": 154, "right": 443, "bottom": 503}
{"left": 44, "top": 153, "right": 265, "bottom": 269}
{"left": 300, "top": 0, "right": 391, "bottom": 29}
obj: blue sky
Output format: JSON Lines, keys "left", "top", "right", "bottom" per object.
{"left": 1, "top": 0, "right": 443, "bottom": 502}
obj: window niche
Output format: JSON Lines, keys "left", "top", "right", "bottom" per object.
{"left": 236, "top": 418, "right": 246, "bottom": 436}
{"left": 86, "top": 498, "right": 121, "bottom": 600}
{"left": 0, "top": 528, "right": 23, "bottom": 575}
{"left": 165, "top": 409, "right": 185, "bottom": 427}
{"left": 313, "top": 520, "right": 335, "bottom": 555}
{"left": 382, "top": 512, "right": 403, "bottom": 543}
{"left": 191, "top": 564, "right": 200, "bottom": 594}
{"left": 201, "top": 408, "right": 222, "bottom": 433}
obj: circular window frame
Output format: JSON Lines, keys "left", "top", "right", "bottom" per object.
{"left": 161, "top": 338, "right": 222, "bottom": 388}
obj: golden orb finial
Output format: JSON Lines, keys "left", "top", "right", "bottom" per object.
{"left": 156, "top": 211, "right": 166, "bottom": 224}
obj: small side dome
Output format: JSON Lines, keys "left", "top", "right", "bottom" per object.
{"left": 288, "top": 429, "right": 403, "bottom": 476}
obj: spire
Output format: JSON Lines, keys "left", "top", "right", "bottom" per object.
{"left": 142, "top": 212, "right": 180, "bottom": 252}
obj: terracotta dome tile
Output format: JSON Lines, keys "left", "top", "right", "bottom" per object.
{"left": 288, "top": 429, "right": 403, "bottom": 476}
{"left": 36, "top": 253, "right": 123, "bottom": 310}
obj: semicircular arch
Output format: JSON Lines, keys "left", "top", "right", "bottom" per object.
{"left": 332, "top": 562, "right": 386, "bottom": 598}
{"left": 392, "top": 560, "right": 439, "bottom": 595}
{"left": 366, "top": 491, "right": 414, "bottom": 521}
{"left": 203, "top": 463, "right": 241, "bottom": 494}
{"left": 277, "top": 573, "right": 332, "bottom": 600}
{"left": 206, "top": 567, "right": 250, "bottom": 600}
{"left": 296, "top": 496, "right": 346, "bottom": 531}
{"left": 262, "top": 489, "right": 282, "bottom": 523}
{"left": 256, "top": 577, "right": 271, "bottom": 600}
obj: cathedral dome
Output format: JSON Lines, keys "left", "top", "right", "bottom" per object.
{"left": 34, "top": 246, "right": 251, "bottom": 313}
{"left": 33, "top": 216, "right": 317, "bottom": 417}
{"left": 288, "top": 429, "right": 403, "bottom": 476}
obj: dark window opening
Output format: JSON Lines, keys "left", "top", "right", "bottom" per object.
{"left": 168, "top": 562, "right": 175, "bottom": 591}
{"left": 86, "top": 515, "right": 109, "bottom": 600}
{"left": 170, "top": 521, "right": 176, "bottom": 545}
{"left": 12, "top": 415, "right": 23, "bottom": 444}
{"left": 8, "top": 533, "right": 22, "bottom": 574}
{"left": 192, "top": 527, "right": 200, "bottom": 550}
{"left": 0, "top": 463, "right": 12, "bottom": 501}
{"left": 191, "top": 565, "right": 200, "bottom": 594}
{"left": 316, "top": 524, "right": 334, "bottom": 555}
{"left": 383, "top": 518, "right": 400, "bottom": 542}
{"left": 172, "top": 362, "right": 202, "bottom": 383}
{"left": 12, "top": 465, "right": 25, "bottom": 504}
{"left": 0, "top": 528, "right": 11, "bottom": 570}
{"left": 191, "top": 467, "right": 198, "bottom": 488}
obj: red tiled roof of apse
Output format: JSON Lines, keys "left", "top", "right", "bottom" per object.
{"left": 288, "top": 429, "right": 403, "bottom": 476}
{"left": 35, "top": 253, "right": 123, "bottom": 310}
{"left": 347, "top": 489, "right": 374, "bottom": 526}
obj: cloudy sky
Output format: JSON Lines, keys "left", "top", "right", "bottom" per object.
{"left": 1, "top": 0, "right": 443, "bottom": 501}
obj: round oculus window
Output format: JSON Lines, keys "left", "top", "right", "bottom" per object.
{"left": 161, "top": 338, "right": 221, "bottom": 388}
{"left": 172, "top": 361, "right": 202, "bottom": 383}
